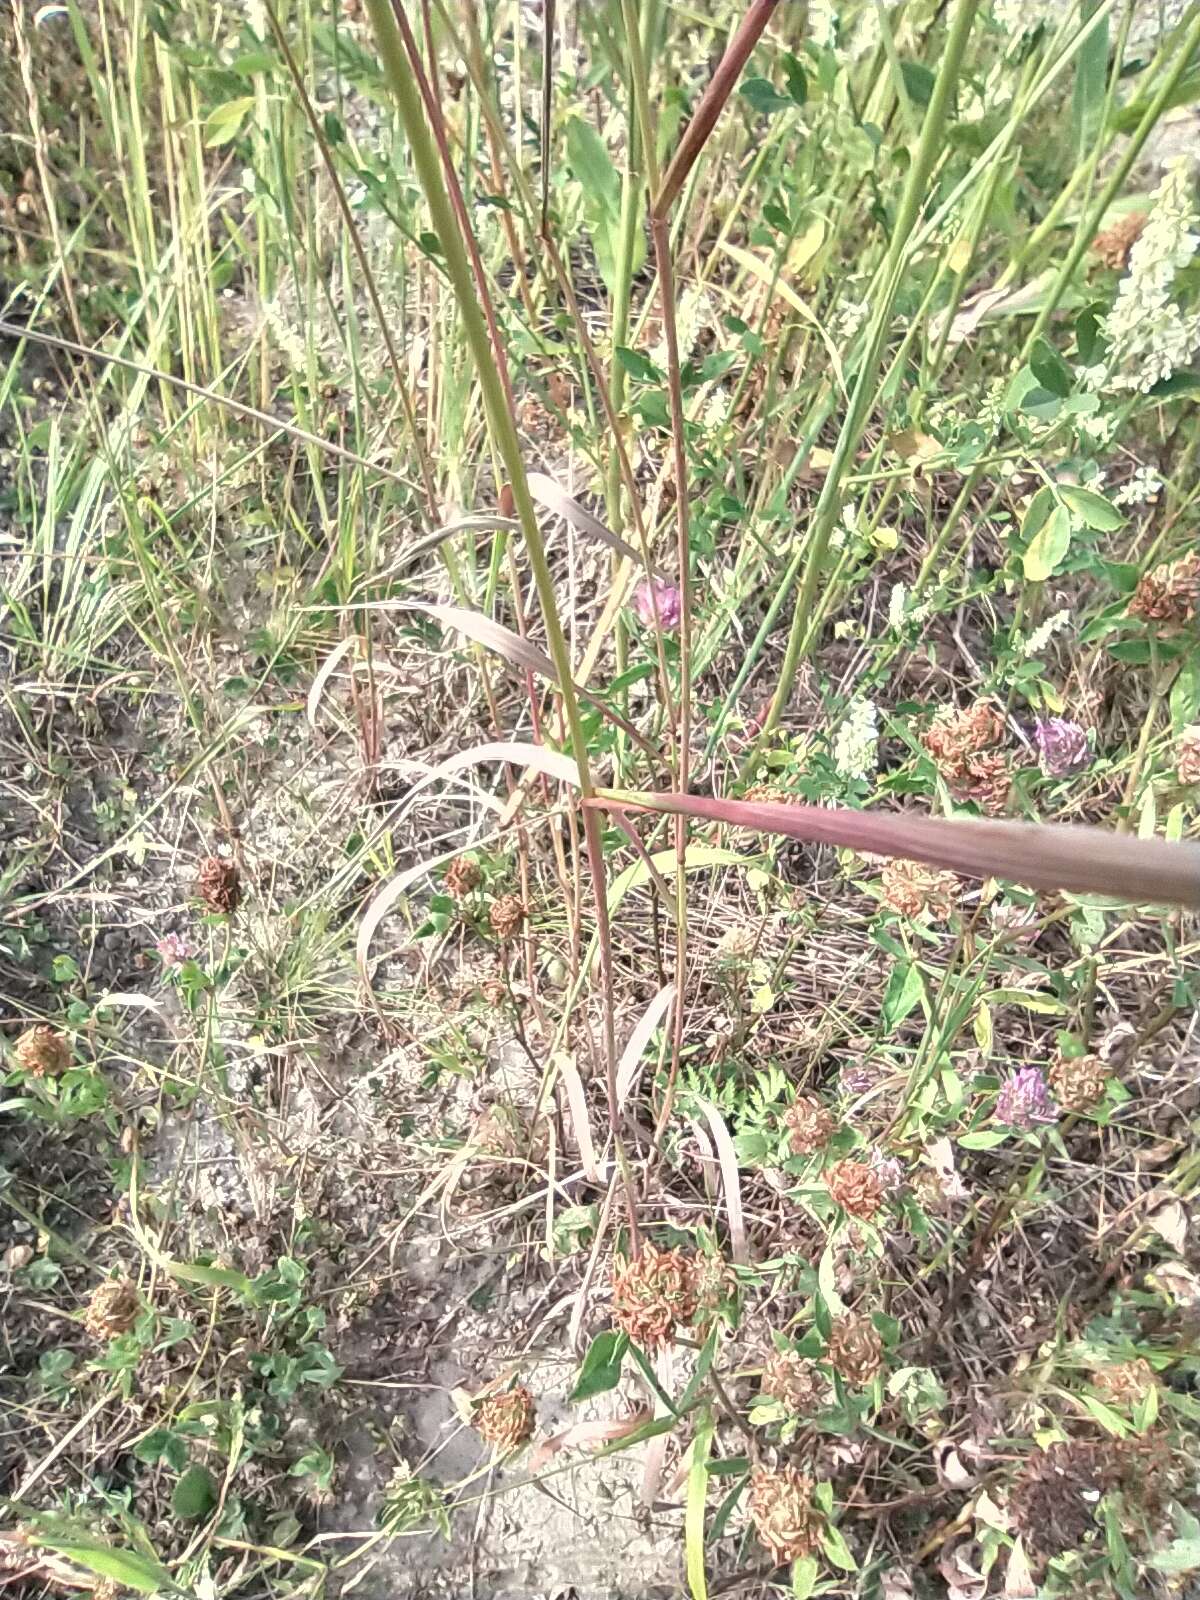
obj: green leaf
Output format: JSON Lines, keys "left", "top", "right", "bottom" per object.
{"left": 791, "top": 1554, "right": 820, "bottom": 1597}
{"left": 677, "top": 1320, "right": 721, "bottom": 1414}
{"left": 615, "top": 346, "right": 661, "bottom": 383}
{"left": 1059, "top": 484, "right": 1123, "bottom": 531}
{"left": 820, "top": 1522, "right": 858, "bottom": 1571}
{"left": 957, "top": 1129, "right": 1010, "bottom": 1149}
{"left": 899, "top": 60, "right": 935, "bottom": 106}
{"left": 986, "top": 988, "right": 1065, "bottom": 1013}
{"left": 570, "top": 1329, "right": 628, "bottom": 1402}
{"left": 1073, "top": 2, "right": 1109, "bottom": 161}
{"left": 686, "top": 1409, "right": 715, "bottom": 1600}
{"left": 781, "top": 53, "right": 808, "bottom": 104}
{"left": 1081, "top": 1395, "right": 1130, "bottom": 1437}
{"left": 29, "top": 1533, "right": 173, "bottom": 1596}
{"left": 564, "top": 116, "right": 619, "bottom": 212}
{"left": 1023, "top": 503, "right": 1072, "bottom": 581}
{"left": 564, "top": 116, "right": 636, "bottom": 295}
{"left": 172, "top": 1464, "right": 217, "bottom": 1519}
{"left": 1152, "top": 1538, "right": 1200, "bottom": 1575}
{"left": 817, "top": 1239, "right": 845, "bottom": 1314}
{"left": 204, "top": 96, "right": 255, "bottom": 147}
{"left": 882, "top": 960, "right": 924, "bottom": 1029}
{"left": 1170, "top": 657, "right": 1200, "bottom": 732}
{"left": 740, "top": 76, "right": 794, "bottom": 114}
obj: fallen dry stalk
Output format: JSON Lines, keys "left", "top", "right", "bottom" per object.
{"left": 592, "top": 791, "right": 1200, "bottom": 909}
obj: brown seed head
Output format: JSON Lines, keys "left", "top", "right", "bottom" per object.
{"left": 783, "top": 1095, "right": 835, "bottom": 1156}
{"left": 1009, "top": 1442, "right": 1123, "bottom": 1558}
{"left": 1048, "top": 1053, "right": 1108, "bottom": 1112}
{"left": 84, "top": 1278, "right": 141, "bottom": 1340}
{"left": 827, "top": 1314, "right": 884, "bottom": 1385}
{"left": 692, "top": 1251, "right": 737, "bottom": 1326}
{"left": 445, "top": 856, "right": 483, "bottom": 899}
{"left": 951, "top": 750, "right": 1011, "bottom": 816}
{"left": 761, "top": 1350, "right": 829, "bottom": 1415}
{"left": 825, "top": 1158, "right": 883, "bottom": 1220}
{"left": 1176, "top": 725, "right": 1200, "bottom": 786}
{"left": 880, "top": 858, "right": 960, "bottom": 920}
{"left": 472, "top": 1384, "right": 535, "bottom": 1451}
{"left": 14, "top": 1025, "right": 72, "bottom": 1078}
{"left": 611, "top": 1242, "right": 699, "bottom": 1349}
{"left": 748, "top": 1465, "right": 824, "bottom": 1565}
{"left": 196, "top": 855, "right": 240, "bottom": 914}
{"left": 489, "top": 893, "right": 526, "bottom": 942}
{"left": 479, "top": 976, "right": 507, "bottom": 1007}
{"left": 922, "top": 700, "right": 1005, "bottom": 769}
{"left": 1128, "top": 550, "right": 1200, "bottom": 631}
{"left": 1091, "top": 211, "right": 1147, "bottom": 270}
{"left": 1094, "top": 1358, "right": 1156, "bottom": 1407}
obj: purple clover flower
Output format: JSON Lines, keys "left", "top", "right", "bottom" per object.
{"left": 995, "top": 1066, "right": 1058, "bottom": 1130}
{"left": 868, "top": 1147, "right": 905, "bottom": 1194}
{"left": 1034, "top": 716, "right": 1091, "bottom": 777}
{"left": 156, "top": 932, "right": 194, "bottom": 968}
{"left": 840, "top": 1062, "right": 876, "bottom": 1097}
{"left": 632, "top": 578, "right": 682, "bottom": 631}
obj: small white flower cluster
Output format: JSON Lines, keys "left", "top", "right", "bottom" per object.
{"left": 1112, "top": 465, "right": 1164, "bottom": 508}
{"left": 1020, "top": 608, "right": 1071, "bottom": 659}
{"left": 831, "top": 296, "right": 868, "bottom": 346}
{"left": 808, "top": 0, "right": 838, "bottom": 52}
{"left": 649, "top": 284, "right": 713, "bottom": 372}
{"left": 833, "top": 696, "right": 880, "bottom": 781}
{"left": 1075, "top": 410, "right": 1116, "bottom": 448}
{"left": 701, "top": 387, "right": 732, "bottom": 432}
{"left": 1101, "top": 159, "right": 1200, "bottom": 393}
{"left": 977, "top": 378, "right": 1007, "bottom": 439}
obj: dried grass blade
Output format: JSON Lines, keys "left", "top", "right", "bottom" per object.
{"left": 357, "top": 742, "right": 582, "bottom": 982}
{"left": 411, "top": 601, "right": 559, "bottom": 681}
{"left": 528, "top": 1410, "right": 653, "bottom": 1473}
{"left": 694, "top": 1099, "right": 748, "bottom": 1265}
{"left": 307, "top": 634, "right": 360, "bottom": 727}
{"left": 602, "top": 793, "right": 1200, "bottom": 909}
{"left": 555, "top": 1050, "right": 601, "bottom": 1183}
{"left": 527, "top": 471, "right": 652, "bottom": 569}
{"left": 616, "top": 984, "right": 677, "bottom": 1108}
